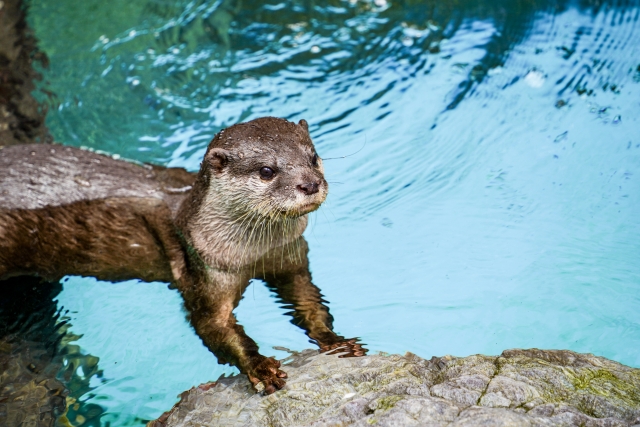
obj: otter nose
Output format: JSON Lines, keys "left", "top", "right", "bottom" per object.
{"left": 297, "top": 182, "right": 320, "bottom": 195}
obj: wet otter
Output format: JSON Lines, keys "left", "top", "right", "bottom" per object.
{"left": 0, "top": 117, "right": 364, "bottom": 394}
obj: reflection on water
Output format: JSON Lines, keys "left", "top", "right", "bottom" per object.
{"left": 0, "top": 277, "right": 104, "bottom": 427}
{"left": 21, "top": 0, "right": 640, "bottom": 425}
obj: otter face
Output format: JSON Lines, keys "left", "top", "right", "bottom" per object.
{"left": 204, "top": 117, "right": 328, "bottom": 220}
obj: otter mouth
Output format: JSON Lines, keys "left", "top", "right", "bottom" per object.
{"left": 296, "top": 202, "right": 321, "bottom": 215}
{"left": 276, "top": 202, "right": 320, "bottom": 217}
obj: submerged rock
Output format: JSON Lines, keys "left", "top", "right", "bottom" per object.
{"left": 0, "top": 0, "right": 51, "bottom": 147}
{"left": 150, "top": 348, "right": 640, "bottom": 427}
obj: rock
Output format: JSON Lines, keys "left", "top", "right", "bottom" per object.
{"left": 0, "top": 0, "right": 52, "bottom": 147}
{"left": 149, "top": 348, "right": 640, "bottom": 427}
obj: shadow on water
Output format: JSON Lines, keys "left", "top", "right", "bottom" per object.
{"left": 33, "top": 0, "right": 640, "bottom": 164}
{"left": 142, "top": 0, "right": 559, "bottom": 115}
{"left": 0, "top": 277, "right": 105, "bottom": 427}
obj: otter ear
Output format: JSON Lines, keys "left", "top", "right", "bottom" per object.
{"left": 205, "top": 148, "right": 230, "bottom": 173}
{"left": 298, "top": 119, "right": 309, "bottom": 133}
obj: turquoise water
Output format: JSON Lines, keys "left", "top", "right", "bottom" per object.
{"left": 26, "top": 0, "right": 640, "bottom": 425}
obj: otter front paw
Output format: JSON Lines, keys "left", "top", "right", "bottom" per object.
{"left": 247, "top": 356, "right": 287, "bottom": 394}
{"left": 320, "top": 338, "right": 367, "bottom": 358}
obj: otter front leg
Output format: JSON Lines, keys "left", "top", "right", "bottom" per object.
{"left": 180, "top": 270, "right": 287, "bottom": 394}
{"left": 262, "top": 238, "right": 367, "bottom": 357}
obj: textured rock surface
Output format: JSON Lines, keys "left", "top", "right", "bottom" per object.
{"left": 150, "top": 348, "right": 640, "bottom": 427}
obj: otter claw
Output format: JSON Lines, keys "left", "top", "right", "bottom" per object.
{"left": 320, "top": 338, "right": 368, "bottom": 358}
{"left": 248, "top": 357, "right": 288, "bottom": 394}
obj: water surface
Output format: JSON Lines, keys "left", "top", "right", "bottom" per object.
{"left": 24, "top": 0, "right": 640, "bottom": 425}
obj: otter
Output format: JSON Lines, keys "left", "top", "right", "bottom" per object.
{"left": 0, "top": 117, "right": 365, "bottom": 394}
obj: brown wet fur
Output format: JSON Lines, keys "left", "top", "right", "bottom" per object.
{"left": 0, "top": 117, "right": 365, "bottom": 395}
{"left": 0, "top": 198, "right": 184, "bottom": 283}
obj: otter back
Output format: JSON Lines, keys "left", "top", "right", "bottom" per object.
{"left": 0, "top": 144, "right": 195, "bottom": 215}
{"left": 0, "top": 144, "right": 194, "bottom": 282}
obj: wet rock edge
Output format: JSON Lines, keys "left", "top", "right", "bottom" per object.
{"left": 149, "top": 348, "right": 640, "bottom": 427}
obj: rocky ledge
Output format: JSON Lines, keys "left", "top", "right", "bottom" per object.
{"left": 150, "top": 348, "right": 640, "bottom": 427}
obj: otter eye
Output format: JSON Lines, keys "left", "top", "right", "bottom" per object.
{"left": 312, "top": 153, "right": 318, "bottom": 166}
{"left": 259, "top": 166, "right": 275, "bottom": 180}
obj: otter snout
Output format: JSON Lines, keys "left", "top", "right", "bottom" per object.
{"left": 297, "top": 181, "right": 320, "bottom": 195}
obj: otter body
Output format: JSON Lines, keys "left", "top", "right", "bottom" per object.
{"left": 0, "top": 117, "right": 364, "bottom": 394}
{"left": 0, "top": 144, "right": 194, "bottom": 282}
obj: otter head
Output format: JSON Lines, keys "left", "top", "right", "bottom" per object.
{"left": 202, "top": 117, "right": 327, "bottom": 222}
